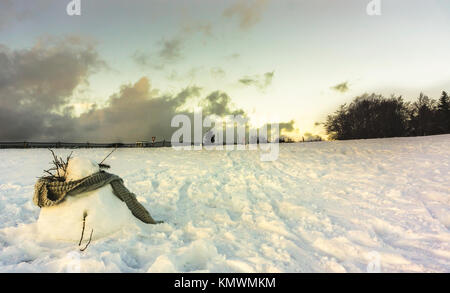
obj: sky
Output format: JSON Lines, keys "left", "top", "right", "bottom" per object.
{"left": 1, "top": 0, "right": 450, "bottom": 142}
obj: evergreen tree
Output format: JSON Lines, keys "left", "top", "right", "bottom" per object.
{"left": 437, "top": 91, "right": 450, "bottom": 133}
{"left": 409, "top": 93, "right": 437, "bottom": 136}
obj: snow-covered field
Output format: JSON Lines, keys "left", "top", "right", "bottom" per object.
{"left": 0, "top": 135, "right": 449, "bottom": 272}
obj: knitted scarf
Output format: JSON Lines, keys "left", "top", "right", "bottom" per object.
{"left": 33, "top": 171, "right": 159, "bottom": 224}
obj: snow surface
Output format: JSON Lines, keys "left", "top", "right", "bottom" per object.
{"left": 65, "top": 157, "right": 100, "bottom": 182}
{"left": 0, "top": 135, "right": 449, "bottom": 272}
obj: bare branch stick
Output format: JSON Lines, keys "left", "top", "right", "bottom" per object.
{"left": 79, "top": 229, "right": 93, "bottom": 252}
{"left": 40, "top": 149, "right": 73, "bottom": 181}
{"left": 78, "top": 211, "right": 87, "bottom": 246}
{"left": 99, "top": 147, "right": 117, "bottom": 165}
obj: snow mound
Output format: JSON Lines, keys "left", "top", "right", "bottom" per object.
{"left": 37, "top": 157, "right": 139, "bottom": 242}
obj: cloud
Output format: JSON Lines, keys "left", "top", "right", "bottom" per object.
{"left": 239, "top": 78, "right": 254, "bottom": 86}
{"left": 0, "top": 37, "right": 295, "bottom": 143}
{"left": 210, "top": 67, "right": 226, "bottom": 79}
{"left": 239, "top": 71, "right": 274, "bottom": 90}
{"left": 132, "top": 51, "right": 151, "bottom": 67}
{"left": 201, "top": 91, "right": 245, "bottom": 117}
{"left": 75, "top": 78, "right": 202, "bottom": 142}
{"left": 331, "top": 81, "right": 349, "bottom": 93}
{"left": 0, "top": 36, "right": 105, "bottom": 140}
{"left": 223, "top": 0, "right": 269, "bottom": 29}
{"left": 258, "top": 119, "right": 296, "bottom": 142}
{"left": 303, "top": 132, "right": 323, "bottom": 142}
{"left": 167, "top": 67, "right": 203, "bottom": 82}
{"left": 132, "top": 36, "right": 184, "bottom": 70}
{"left": 279, "top": 120, "right": 295, "bottom": 132}
{"left": 159, "top": 38, "right": 183, "bottom": 62}
{"left": 0, "top": 36, "right": 246, "bottom": 142}
{"left": 0, "top": 73, "right": 252, "bottom": 142}
{"left": 182, "top": 21, "right": 213, "bottom": 37}
{"left": 263, "top": 71, "right": 274, "bottom": 85}
{"left": 226, "top": 53, "right": 241, "bottom": 60}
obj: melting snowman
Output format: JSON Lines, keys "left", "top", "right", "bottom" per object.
{"left": 36, "top": 157, "right": 160, "bottom": 243}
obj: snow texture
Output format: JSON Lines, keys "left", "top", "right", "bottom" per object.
{"left": 0, "top": 135, "right": 449, "bottom": 272}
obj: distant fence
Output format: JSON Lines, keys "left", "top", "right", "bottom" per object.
{"left": 0, "top": 140, "right": 302, "bottom": 149}
{"left": 0, "top": 141, "right": 172, "bottom": 149}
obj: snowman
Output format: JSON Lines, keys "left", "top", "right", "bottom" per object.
{"left": 35, "top": 157, "right": 160, "bottom": 243}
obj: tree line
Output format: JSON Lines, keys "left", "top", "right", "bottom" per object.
{"left": 324, "top": 91, "right": 450, "bottom": 140}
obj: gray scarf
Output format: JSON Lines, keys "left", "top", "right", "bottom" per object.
{"left": 34, "top": 171, "right": 160, "bottom": 224}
